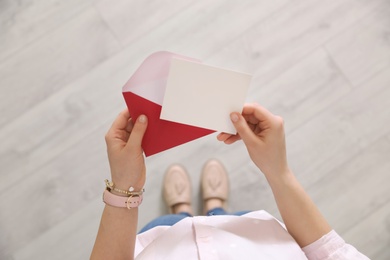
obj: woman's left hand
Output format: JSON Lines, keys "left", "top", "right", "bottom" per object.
{"left": 105, "top": 109, "right": 148, "bottom": 191}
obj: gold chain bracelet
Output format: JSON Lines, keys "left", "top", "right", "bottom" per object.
{"left": 104, "top": 179, "right": 145, "bottom": 196}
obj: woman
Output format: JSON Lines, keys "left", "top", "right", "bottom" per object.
{"left": 91, "top": 103, "right": 369, "bottom": 259}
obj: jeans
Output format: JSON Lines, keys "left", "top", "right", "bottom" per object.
{"left": 139, "top": 207, "right": 250, "bottom": 234}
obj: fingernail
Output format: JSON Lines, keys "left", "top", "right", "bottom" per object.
{"left": 230, "top": 113, "right": 239, "bottom": 123}
{"left": 139, "top": 115, "right": 146, "bottom": 123}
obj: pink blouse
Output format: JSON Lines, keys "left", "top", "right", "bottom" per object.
{"left": 134, "top": 210, "right": 369, "bottom": 259}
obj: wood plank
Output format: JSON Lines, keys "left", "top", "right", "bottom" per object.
{"left": 247, "top": 48, "right": 352, "bottom": 133}
{"left": 13, "top": 198, "right": 102, "bottom": 260}
{"left": 0, "top": 62, "right": 126, "bottom": 192}
{"left": 343, "top": 200, "right": 390, "bottom": 260}
{"left": 206, "top": 0, "right": 386, "bottom": 85}
{"left": 286, "top": 65, "right": 390, "bottom": 188}
{"left": 325, "top": 2, "right": 390, "bottom": 86}
{"left": 95, "top": 0, "right": 196, "bottom": 45}
{"left": 0, "top": 0, "right": 94, "bottom": 61}
{"left": 0, "top": 7, "right": 121, "bottom": 128}
{"left": 0, "top": 125, "right": 109, "bottom": 256}
{"left": 305, "top": 136, "right": 390, "bottom": 260}
{"left": 95, "top": 0, "right": 291, "bottom": 47}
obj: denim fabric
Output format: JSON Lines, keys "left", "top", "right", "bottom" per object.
{"left": 206, "top": 207, "right": 250, "bottom": 216}
{"left": 138, "top": 208, "right": 250, "bottom": 234}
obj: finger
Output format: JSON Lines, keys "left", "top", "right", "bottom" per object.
{"left": 243, "top": 114, "right": 260, "bottom": 125}
{"left": 230, "top": 112, "right": 257, "bottom": 146}
{"left": 125, "top": 118, "right": 134, "bottom": 133}
{"left": 126, "top": 115, "right": 148, "bottom": 150}
{"left": 223, "top": 135, "right": 242, "bottom": 144}
{"left": 217, "top": 132, "right": 233, "bottom": 142}
{"left": 109, "top": 109, "right": 131, "bottom": 132}
{"left": 105, "top": 109, "right": 131, "bottom": 144}
{"left": 242, "top": 103, "right": 274, "bottom": 123}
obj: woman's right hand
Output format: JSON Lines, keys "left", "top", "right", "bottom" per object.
{"left": 217, "top": 103, "right": 289, "bottom": 177}
{"left": 219, "top": 104, "right": 334, "bottom": 248}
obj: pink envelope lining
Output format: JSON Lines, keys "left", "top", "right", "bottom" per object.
{"left": 122, "top": 51, "right": 200, "bottom": 102}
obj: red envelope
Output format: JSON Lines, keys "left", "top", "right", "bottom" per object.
{"left": 122, "top": 51, "right": 215, "bottom": 157}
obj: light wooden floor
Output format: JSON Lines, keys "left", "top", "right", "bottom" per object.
{"left": 1, "top": 0, "right": 389, "bottom": 259}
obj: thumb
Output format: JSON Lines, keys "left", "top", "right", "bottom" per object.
{"left": 230, "top": 112, "right": 256, "bottom": 146}
{"left": 127, "top": 115, "right": 148, "bottom": 151}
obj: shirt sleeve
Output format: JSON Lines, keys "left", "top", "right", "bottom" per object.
{"left": 302, "top": 230, "right": 370, "bottom": 260}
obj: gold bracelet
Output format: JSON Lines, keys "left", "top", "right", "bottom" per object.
{"left": 104, "top": 179, "right": 145, "bottom": 196}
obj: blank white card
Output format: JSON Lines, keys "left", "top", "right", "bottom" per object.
{"left": 160, "top": 58, "right": 252, "bottom": 134}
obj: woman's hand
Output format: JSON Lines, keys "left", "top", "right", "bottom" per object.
{"left": 217, "top": 103, "right": 289, "bottom": 177}
{"left": 91, "top": 109, "right": 147, "bottom": 260}
{"left": 105, "top": 109, "right": 148, "bottom": 191}
{"left": 218, "top": 104, "right": 333, "bottom": 247}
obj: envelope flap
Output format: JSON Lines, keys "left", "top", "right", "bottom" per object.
{"left": 122, "top": 51, "right": 199, "bottom": 105}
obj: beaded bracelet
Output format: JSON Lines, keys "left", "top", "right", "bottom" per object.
{"left": 104, "top": 179, "right": 145, "bottom": 196}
